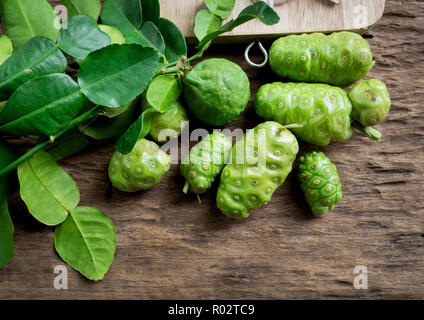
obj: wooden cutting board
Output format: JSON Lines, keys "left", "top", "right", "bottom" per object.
{"left": 160, "top": 0, "right": 386, "bottom": 40}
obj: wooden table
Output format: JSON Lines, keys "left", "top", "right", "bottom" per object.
{"left": 0, "top": 0, "right": 423, "bottom": 299}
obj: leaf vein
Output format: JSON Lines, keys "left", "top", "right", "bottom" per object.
{"left": 27, "top": 157, "right": 69, "bottom": 214}
{"left": 17, "top": 0, "right": 36, "bottom": 39}
{"left": 0, "top": 87, "right": 81, "bottom": 133}
{"left": 69, "top": 212, "right": 100, "bottom": 276}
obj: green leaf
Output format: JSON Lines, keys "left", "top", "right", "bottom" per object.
{"left": 0, "top": 73, "right": 84, "bottom": 137}
{"left": 1, "top": 0, "right": 59, "bottom": 50}
{"left": 194, "top": 10, "right": 222, "bottom": 41}
{"left": 101, "top": 0, "right": 142, "bottom": 35}
{"left": 0, "top": 35, "right": 13, "bottom": 66}
{"left": 125, "top": 21, "right": 165, "bottom": 55}
{"left": 0, "top": 201, "right": 14, "bottom": 268}
{"left": 0, "top": 142, "right": 15, "bottom": 268}
{"left": 146, "top": 75, "right": 182, "bottom": 112}
{"left": 80, "top": 99, "right": 137, "bottom": 140}
{"left": 46, "top": 129, "right": 89, "bottom": 161}
{"left": 0, "top": 140, "right": 18, "bottom": 202}
{"left": 54, "top": 206, "right": 116, "bottom": 281}
{"left": 103, "top": 103, "right": 132, "bottom": 118}
{"left": 196, "top": 2, "right": 280, "bottom": 51}
{"left": 140, "top": 0, "right": 160, "bottom": 25}
{"left": 157, "top": 18, "right": 187, "bottom": 63}
{"left": 99, "top": 25, "right": 126, "bottom": 45}
{"left": 61, "top": 0, "right": 101, "bottom": 20}
{"left": 100, "top": 0, "right": 164, "bottom": 58}
{"left": 78, "top": 44, "right": 160, "bottom": 108}
{"left": 57, "top": 15, "right": 110, "bottom": 60}
{"left": 115, "top": 108, "right": 156, "bottom": 154}
{"left": 0, "top": 101, "right": 6, "bottom": 113}
{"left": 205, "top": 0, "right": 235, "bottom": 19}
{"left": 18, "top": 151, "right": 80, "bottom": 226}
{"left": 0, "top": 37, "right": 68, "bottom": 101}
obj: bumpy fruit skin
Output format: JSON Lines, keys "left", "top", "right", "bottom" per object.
{"left": 298, "top": 152, "right": 342, "bottom": 215}
{"left": 255, "top": 82, "right": 353, "bottom": 147}
{"left": 349, "top": 79, "right": 391, "bottom": 126}
{"left": 269, "top": 32, "right": 374, "bottom": 87}
{"left": 181, "top": 132, "right": 232, "bottom": 194}
{"left": 143, "top": 100, "right": 189, "bottom": 143}
{"left": 216, "top": 122, "right": 299, "bottom": 219}
{"left": 183, "top": 58, "right": 251, "bottom": 126}
{"left": 108, "top": 139, "right": 171, "bottom": 192}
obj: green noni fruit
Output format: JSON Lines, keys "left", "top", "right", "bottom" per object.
{"left": 349, "top": 79, "right": 391, "bottom": 127}
{"left": 99, "top": 25, "right": 126, "bottom": 44}
{"left": 109, "top": 139, "right": 171, "bottom": 192}
{"left": 181, "top": 132, "right": 232, "bottom": 195}
{"left": 269, "top": 31, "right": 374, "bottom": 87}
{"left": 255, "top": 82, "right": 353, "bottom": 147}
{"left": 298, "top": 152, "right": 342, "bottom": 215}
{"left": 142, "top": 100, "right": 189, "bottom": 143}
{"left": 183, "top": 58, "right": 251, "bottom": 126}
{"left": 216, "top": 122, "right": 299, "bottom": 219}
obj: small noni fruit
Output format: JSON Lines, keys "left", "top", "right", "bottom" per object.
{"left": 349, "top": 79, "right": 391, "bottom": 127}
{"left": 298, "top": 152, "right": 342, "bottom": 215}
{"left": 181, "top": 132, "right": 232, "bottom": 194}
{"left": 183, "top": 58, "right": 251, "bottom": 126}
{"left": 216, "top": 122, "right": 299, "bottom": 219}
{"left": 269, "top": 31, "right": 374, "bottom": 87}
{"left": 255, "top": 82, "right": 353, "bottom": 146}
{"left": 109, "top": 139, "right": 171, "bottom": 192}
{"left": 143, "top": 100, "right": 189, "bottom": 143}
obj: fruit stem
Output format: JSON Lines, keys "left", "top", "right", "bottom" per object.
{"left": 282, "top": 123, "right": 303, "bottom": 129}
{"left": 196, "top": 194, "right": 202, "bottom": 205}
{"left": 157, "top": 65, "right": 181, "bottom": 76}
{"left": 183, "top": 181, "right": 190, "bottom": 194}
{"left": 157, "top": 51, "right": 204, "bottom": 75}
{"left": 352, "top": 121, "right": 382, "bottom": 141}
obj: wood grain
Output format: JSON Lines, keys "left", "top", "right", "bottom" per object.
{"left": 0, "top": 0, "right": 423, "bottom": 300}
{"left": 160, "top": 0, "right": 386, "bottom": 39}
{"left": 49, "top": 0, "right": 385, "bottom": 40}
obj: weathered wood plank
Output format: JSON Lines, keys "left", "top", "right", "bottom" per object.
{"left": 0, "top": 0, "right": 423, "bottom": 299}
{"left": 159, "top": 0, "right": 386, "bottom": 37}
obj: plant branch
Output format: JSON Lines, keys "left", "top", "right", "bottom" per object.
{"left": 186, "top": 51, "right": 204, "bottom": 63}
{"left": 0, "top": 106, "right": 102, "bottom": 177}
{"left": 157, "top": 50, "right": 204, "bottom": 75}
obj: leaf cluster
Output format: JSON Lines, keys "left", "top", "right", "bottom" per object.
{"left": 0, "top": 0, "right": 279, "bottom": 279}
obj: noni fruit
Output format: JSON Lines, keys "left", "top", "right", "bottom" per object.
{"left": 298, "top": 152, "right": 342, "bottom": 215}
{"left": 109, "top": 139, "right": 171, "bottom": 192}
{"left": 269, "top": 31, "right": 374, "bottom": 87}
{"left": 349, "top": 79, "right": 391, "bottom": 127}
{"left": 142, "top": 100, "right": 189, "bottom": 143}
{"left": 255, "top": 82, "right": 353, "bottom": 147}
{"left": 183, "top": 58, "right": 250, "bottom": 126}
{"left": 216, "top": 122, "right": 299, "bottom": 219}
{"left": 181, "top": 132, "right": 232, "bottom": 195}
